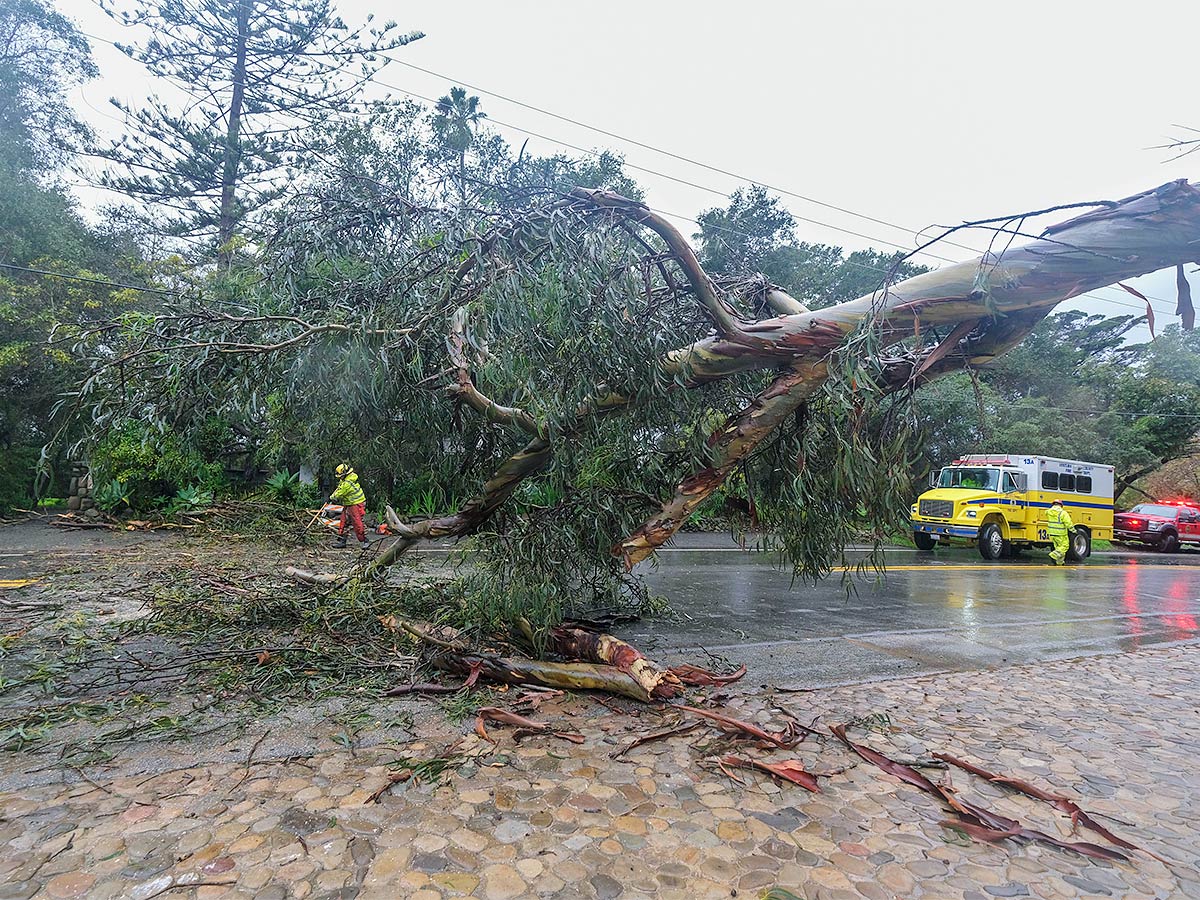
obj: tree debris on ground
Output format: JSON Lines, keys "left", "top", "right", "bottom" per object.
{"left": 831, "top": 723, "right": 1143, "bottom": 861}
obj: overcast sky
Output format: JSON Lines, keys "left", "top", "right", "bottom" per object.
{"left": 60, "top": 0, "right": 1197, "bottom": 336}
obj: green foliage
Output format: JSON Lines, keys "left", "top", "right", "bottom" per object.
{"left": 264, "top": 470, "right": 300, "bottom": 502}
{"left": 91, "top": 425, "right": 224, "bottom": 511}
{"left": 0, "top": 445, "right": 39, "bottom": 513}
{"left": 914, "top": 312, "right": 1200, "bottom": 498}
{"left": 293, "top": 481, "right": 320, "bottom": 510}
{"left": 165, "top": 485, "right": 214, "bottom": 515}
{"left": 0, "top": 0, "right": 160, "bottom": 513}
{"left": 94, "top": 479, "right": 129, "bottom": 513}
{"left": 694, "top": 185, "right": 928, "bottom": 309}
{"left": 0, "top": 0, "right": 97, "bottom": 175}
{"left": 261, "top": 470, "right": 319, "bottom": 510}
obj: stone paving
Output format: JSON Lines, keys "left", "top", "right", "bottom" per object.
{"left": 2, "top": 645, "right": 1199, "bottom": 899}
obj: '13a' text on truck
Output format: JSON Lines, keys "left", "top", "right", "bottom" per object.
{"left": 910, "top": 455, "right": 1114, "bottom": 561}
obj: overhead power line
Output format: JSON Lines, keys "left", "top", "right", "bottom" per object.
{"left": 0, "top": 262, "right": 181, "bottom": 296}
{"left": 380, "top": 54, "right": 1180, "bottom": 316}
{"left": 367, "top": 78, "right": 1165, "bottom": 319}
{"left": 62, "top": 18, "right": 1175, "bottom": 319}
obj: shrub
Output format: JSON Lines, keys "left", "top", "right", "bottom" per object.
{"left": 90, "top": 425, "right": 225, "bottom": 511}
{"left": 165, "top": 485, "right": 213, "bottom": 515}
{"left": 264, "top": 470, "right": 300, "bottom": 503}
{"left": 95, "top": 479, "right": 129, "bottom": 513}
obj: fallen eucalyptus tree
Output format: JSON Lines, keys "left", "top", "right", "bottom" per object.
{"left": 68, "top": 177, "right": 1200, "bottom": 621}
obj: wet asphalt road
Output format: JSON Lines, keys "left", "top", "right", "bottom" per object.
{"left": 619, "top": 536, "right": 1200, "bottom": 689}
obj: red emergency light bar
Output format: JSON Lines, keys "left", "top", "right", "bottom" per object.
{"left": 1159, "top": 498, "right": 1197, "bottom": 506}
{"left": 951, "top": 456, "right": 1012, "bottom": 465}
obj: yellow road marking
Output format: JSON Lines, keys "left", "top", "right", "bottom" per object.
{"left": 0, "top": 578, "right": 39, "bottom": 588}
{"left": 830, "top": 564, "right": 1197, "bottom": 572}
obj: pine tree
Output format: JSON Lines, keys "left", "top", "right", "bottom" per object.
{"left": 98, "top": 0, "right": 421, "bottom": 261}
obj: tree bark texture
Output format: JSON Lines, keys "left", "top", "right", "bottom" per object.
{"left": 217, "top": 0, "right": 249, "bottom": 265}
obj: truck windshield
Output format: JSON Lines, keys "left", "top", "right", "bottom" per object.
{"left": 938, "top": 467, "right": 999, "bottom": 490}
{"left": 1129, "top": 504, "right": 1179, "bottom": 517}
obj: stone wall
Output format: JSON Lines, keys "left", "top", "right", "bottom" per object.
{"left": 66, "top": 463, "right": 100, "bottom": 519}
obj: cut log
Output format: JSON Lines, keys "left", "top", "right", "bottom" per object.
{"left": 430, "top": 651, "right": 653, "bottom": 703}
{"left": 547, "top": 625, "right": 682, "bottom": 699}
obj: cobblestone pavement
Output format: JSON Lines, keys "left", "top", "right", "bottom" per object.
{"left": 2, "top": 645, "right": 1198, "bottom": 900}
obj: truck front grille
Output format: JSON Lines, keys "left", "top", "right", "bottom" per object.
{"left": 919, "top": 499, "right": 954, "bottom": 518}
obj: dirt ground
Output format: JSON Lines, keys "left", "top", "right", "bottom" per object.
{"left": 0, "top": 516, "right": 450, "bottom": 789}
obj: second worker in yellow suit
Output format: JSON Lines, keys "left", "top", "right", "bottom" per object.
{"left": 1046, "top": 498, "right": 1075, "bottom": 565}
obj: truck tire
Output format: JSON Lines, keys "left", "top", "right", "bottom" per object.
{"left": 913, "top": 531, "right": 936, "bottom": 551}
{"left": 1066, "top": 527, "right": 1091, "bottom": 562}
{"left": 1158, "top": 531, "right": 1180, "bottom": 554}
{"left": 978, "top": 523, "right": 1004, "bottom": 560}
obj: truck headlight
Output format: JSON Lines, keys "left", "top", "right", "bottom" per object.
{"left": 1147, "top": 521, "right": 1164, "bottom": 530}
{"left": 966, "top": 510, "right": 977, "bottom": 518}
{"left": 910, "top": 504, "right": 918, "bottom": 514}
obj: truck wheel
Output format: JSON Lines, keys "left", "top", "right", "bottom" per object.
{"left": 1066, "top": 528, "right": 1091, "bottom": 562}
{"left": 913, "top": 532, "right": 936, "bottom": 551}
{"left": 978, "top": 523, "right": 1004, "bottom": 560}
{"left": 1158, "top": 531, "right": 1180, "bottom": 554}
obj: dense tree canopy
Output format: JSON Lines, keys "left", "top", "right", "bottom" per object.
{"left": 63, "top": 79, "right": 1200, "bottom": 623}
{"left": 0, "top": 0, "right": 149, "bottom": 510}
{"left": 6, "top": 0, "right": 1199, "bottom": 636}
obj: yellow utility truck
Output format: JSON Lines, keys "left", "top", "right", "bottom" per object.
{"left": 910, "top": 454, "right": 1114, "bottom": 560}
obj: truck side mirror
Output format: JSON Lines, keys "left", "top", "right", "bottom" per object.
{"left": 928, "top": 471, "right": 938, "bottom": 488}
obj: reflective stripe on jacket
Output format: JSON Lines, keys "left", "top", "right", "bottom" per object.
{"left": 1046, "top": 506, "right": 1074, "bottom": 536}
{"left": 331, "top": 472, "right": 366, "bottom": 506}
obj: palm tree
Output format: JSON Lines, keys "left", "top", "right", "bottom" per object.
{"left": 431, "top": 86, "right": 485, "bottom": 205}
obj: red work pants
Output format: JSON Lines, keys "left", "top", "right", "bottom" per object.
{"left": 339, "top": 502, "right": 366, "bottom": 542}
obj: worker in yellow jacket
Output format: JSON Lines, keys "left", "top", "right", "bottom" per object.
{"left": 1046, "top": 498, "right": 1075, "bottom": 565}
{"left": 331, "top": 463, "right": 369, "bottom": 549}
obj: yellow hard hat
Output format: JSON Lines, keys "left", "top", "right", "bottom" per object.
{"left": 335, "top": 463, "right": 352, "bottom": 477}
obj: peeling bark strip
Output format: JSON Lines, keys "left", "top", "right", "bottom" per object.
{"left": 932, "top": 753, "right": 1158, "bottom": 860}
{"left": 680, "top": 706, "right": 803, "bottom": 749}
{"left": 661, "top": 180, "right": 1200, "bottom": 385}
{"left": 547, "top": 625, "right": 682, "bottom": 698}
{"left": 618, "top": 362, "right": 824, "bottom": 567}
{"left": 718, "top": 756, "right": 822, "bottom": 793}
{"left": 365, "top": 436, "right": 553, "bottom": 575}
{"left": 830, "top": 725, "right": 1130, "bottom": 861}
{"left": 1177, "top": 263, "right": 1195, "bottom": 331}
{"left": 615, "top": 180, "right": 1200, "bottom": 565}
{"left": 429, "top": 651, "right": 654, "bottom": 703}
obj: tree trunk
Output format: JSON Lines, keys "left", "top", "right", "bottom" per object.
{"left": 216, "top": 1, "right": 249, "bottom": 267}
{"left": 617, "top": 180, "right": 1200, "bottom": 565}
{"left": 361, "top": 180, "right": 1200, "bottom": 576}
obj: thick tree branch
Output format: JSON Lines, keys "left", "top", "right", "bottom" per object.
{"left": 571, "top": 188, "right": 745, "bottom": 337}
{"left": 614, "top": 181, "right": 1200, "bottom": 565}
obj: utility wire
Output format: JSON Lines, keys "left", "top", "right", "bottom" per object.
{"left": 63, "top": 19, "right": 1175, "bottom": 318}
{"left": 380, "top": 54, "right": 1180, "bottom": 315}
{"left": 370, "top": 78, "right": 1166, "bottom": 319}
{"left": 0, "top": 262, "right": 182, "bottom": 296}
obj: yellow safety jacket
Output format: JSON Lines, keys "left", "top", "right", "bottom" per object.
{"left": 331, "top": 472, "right": 366, "bottom": 506}
{"left": 1046, "top": 505, "right": 1074, "bottom": 536}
